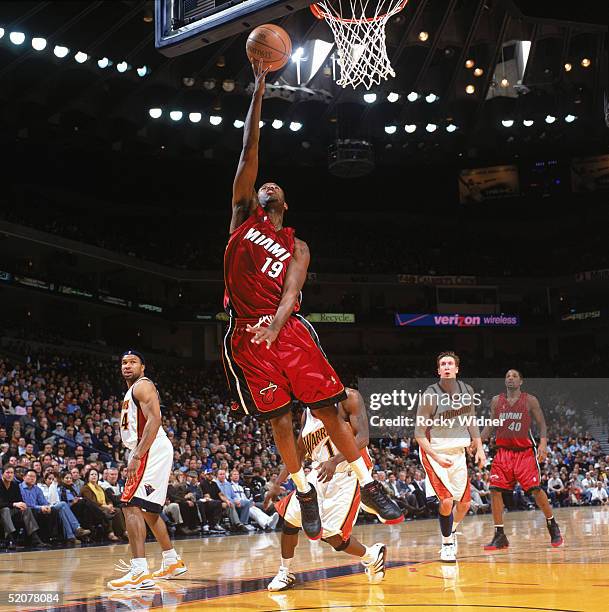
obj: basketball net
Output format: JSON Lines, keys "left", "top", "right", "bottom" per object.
{"left": 311, "top": 0, "right": 408, "bottom": 90}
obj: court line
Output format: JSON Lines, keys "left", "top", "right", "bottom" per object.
{"left": 260, "top": 605, "right": 584, "bottom": 612}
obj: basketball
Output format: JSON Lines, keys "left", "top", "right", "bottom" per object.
{"left": 246, "top": 24, "right": 292, "bottom": 72}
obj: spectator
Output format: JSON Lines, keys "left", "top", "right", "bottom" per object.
{"left": 166, "top": 472, "right": 201, "bottom": 535}
{"left": 590, "top": 483, "right": 608, "bottom": 506}
{"left": 0, "top": 466, "right": 47, "bottom": 548}
{"left": 199, "top": 471, "right": 227, "bottom": 533}
{"left": 547, "top": 471, "right": 567, "bottom": 506}
{"left": 80, "top": 468, "right": 123, "bottom": 541}
{"left": 214, "top": 470, "right": 249, "bottom": 533}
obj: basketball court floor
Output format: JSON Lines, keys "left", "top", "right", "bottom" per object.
{"left": 1, "top": 506, "right": 607, "bottom": 611}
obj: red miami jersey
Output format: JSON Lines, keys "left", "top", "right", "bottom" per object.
{"left": 224, "top": 206, "right": 300, "bottom": 317}
{"left": 493, "top": 392, "right": 534, "bottom": 449}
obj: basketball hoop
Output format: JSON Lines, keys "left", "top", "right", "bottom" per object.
{"left": 311, "top": 0, "right": 408, "bottom": 90}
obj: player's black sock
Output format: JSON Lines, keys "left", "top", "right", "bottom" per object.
{"left": 495, "top": 525, "right": 505, "bottom": 535}
{"left": 546, "top": 516, "right": 556, "bottom": 528}
{"left": 439, "top": 512, "right": 453, "bottom": 537}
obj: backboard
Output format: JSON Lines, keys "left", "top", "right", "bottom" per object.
{"left": 155, "top": 0, "right": 312, "bottom": 57}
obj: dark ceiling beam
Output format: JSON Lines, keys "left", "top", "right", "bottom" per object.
{"left": 437, "top": 0, "right": 486, "bottom": 111}
{"left": 0, "top": 1, "right": 105, "bottom": 80}
{"left": 467, "top": 11, "right": 511, "bottom": 139}
{"left": 4, "top": 1, "right": 51, "bottom": 29}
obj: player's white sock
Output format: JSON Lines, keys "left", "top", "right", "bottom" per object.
{"left": 291, "top": 469, "right": 309, "bottom": 493}
{"left": 131, "top": 558, "right": 149, "bottom": 573}
{"left": 162, "top": 548, "right": 179, "bottom": 563}
{"left": 281, "top": 557, "right": 293, "bottom": 570}
{"left": 350, "top": 457, "right": 373, "bottom": 486}
{"left": 360, "top": 546, "right": 374, "bottom": 563}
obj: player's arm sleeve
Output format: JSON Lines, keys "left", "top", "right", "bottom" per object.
{"left": 131, "top": 381, "right": 162, "bottom": 458}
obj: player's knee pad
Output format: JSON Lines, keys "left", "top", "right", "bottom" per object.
{"left": 282, "top": 524, "right": 300, "bottom": 535}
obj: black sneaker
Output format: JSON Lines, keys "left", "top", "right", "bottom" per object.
{"left": 548, "top": 521, "right": 563, "bottom": 547}
{"left": 359, "top": 482, "right": 404, "bottom": 524}
{"left": 296, "top": 486, "right": 322, "bottom": 540}
{"left": 483, "top": 532, "right": 509, "bottom": 551}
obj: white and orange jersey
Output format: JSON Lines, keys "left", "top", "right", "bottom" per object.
{"left": 300, "top": 408, "right": 372, "bottom": 473}
{"left": 120, "top": 376, "right": 167, "bottom": 450}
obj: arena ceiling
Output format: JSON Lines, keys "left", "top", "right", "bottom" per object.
{"left": 0, "top": 0, "right": 607, "bottom": 167}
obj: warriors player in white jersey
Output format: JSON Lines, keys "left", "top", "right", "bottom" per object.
{"left": 107, "top": 350, "right": 187, "bottom": 590}
{"left": 264, "top": 388, "right": 387, "bottom": 591}
{"left": 415, "top": 352, "right": 486, "bottom": 562}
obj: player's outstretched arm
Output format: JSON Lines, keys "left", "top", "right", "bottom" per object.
{"left": 126, "top": 381, "right": 162, "bottom": 479}
{"left": 528, "top": 394, "right": 548, "bottom": 461}
{"left": 247, "top": 238, "right": 310, "bottom": 348}
{"left": 230, "top": 62, "right": 268, "bottom": 233}
{"left": 317, "top": 389, "right": 369, "bottom": 483}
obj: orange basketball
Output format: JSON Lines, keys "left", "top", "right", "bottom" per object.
{"left": 246, "top": 24, "right": 292, "bottom": 72}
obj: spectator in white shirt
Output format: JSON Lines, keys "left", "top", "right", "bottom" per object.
{"left": 590, "top": 483, "right": 608, "bottom": 505}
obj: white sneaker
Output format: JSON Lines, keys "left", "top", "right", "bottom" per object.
{"left": 267, "top": 566, "right": 296, "bottom": 591}
{"left": 362, "top": 543, "right": 387, "bottom": 584}
{"left": 107, "top": 560, "right": 155, "bottom": 590}
{"left": 440, "top": 542, "right": 456, "bottom": 563}
{"left": 152, "top": 557, "right": 188, "bottom": 579}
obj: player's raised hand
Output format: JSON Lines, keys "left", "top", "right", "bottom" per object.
{"left": 252, "top": 60, "right": 269, "bottom": 94}
{"left": 246, "top": 324, "right": 279, "bottom": 349}
{"left": 434, "top": 454, "right": 454, "bottom": 468}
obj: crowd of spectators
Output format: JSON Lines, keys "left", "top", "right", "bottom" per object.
{"left": 1, "top": 346, "right": 607, "bottom": 551}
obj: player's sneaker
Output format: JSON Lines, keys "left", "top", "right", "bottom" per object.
{"left": 267, "top": 566, "right": 296, "bottom": 591}
{"left": 107, "top": 560, "right": 155, "bottom": 591}
{"left": 362, "top": 543, "right": 387, "bottom": 584}
{"left": 548, "top": 521, "right": 563, "bottom": 547}
{"left": 483, "top": 532, "right": 509, "bottom": 551}
{"left": 360, "top": 481, "right": 404, "bottom": 524}
{"left": 152, "top": 558, "right": 188, "bottom": 579}
{"left": 296, "top": 486, "right": 322, "bottom": 540}
{"left": 440, "top": 542, "right": 456, "bottom": 563}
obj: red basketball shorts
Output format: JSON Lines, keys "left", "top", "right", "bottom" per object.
{"left": 222, "top": 313, "right": 346, "bottom": 420}
{"left": 490, "top": 446, "right": 541, "bottom": 493}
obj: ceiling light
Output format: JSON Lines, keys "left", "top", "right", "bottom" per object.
{"left": 523, "top": 119, "right": 534, "bottom": 127}
{"left": 291, "top": 47, "right": 304, "bottom": 62}
{"left": 289, "top": 121, "right": 302, "bottom": 132}
{"left": 233, "top": 119, "right": 244, "bottom": 128}
{"left": 31, "top": 37, "right": 47, "bottom": 51}
{"left": 501, "top": 119, "right": 514, "bottom": 127}
{"left": 446, "top": 124, "right": 457, "bottom": 132}
{"left": 363, "top": 92, "right": 376, "bottom": 103}
{"left": 425, "top": 123, "right": 437, "bottom": 132}
{"left": 272, "top": 119, "right": 283, "bottom": 129}
{"left": 258, "top": 120, "right": 265, "bottom": 128}
{"left": 210, "top": 115, "right": 223, "bottom": 126}
{"left": 404, "top": 124, "right": 417, "bottom": 133}
{"left": 53, "top": 45, "right": 69, "bottom": 58}
{"left": 545, "top": 114, "right": 556, "bottom": 124}
{"left": 74, "top": 51, "right": 88, "bottom": 64}
{"left": 473, "top": 67, "right": 483, "bottom": 77}
{"left": 407, "top": 91, "right": 418, "bottom": 102}
{"left": 465, "top": 59, "right": 475, "bottom": 69}
{"left": 136, "top": 65, "right": 149, "bottom": 77}
{"left": 98, "top": 57, "right": 111, "bottom": 68}
{"left": 564, "top": 114, "right": 576, "bottom": 123}
{"left": 425, "top": 93, "right": 438, "bottom": 103}
{"left": 500, "top": 77, "right": 509, "bottom": 88}
{"left": 203, "top": 78, "right": 216, "bottom": 90}
{"left": 384, "top": 125, "right": 397, "bottom": 134}
{"left": 387, "top": 92, "right": 399, "bottom": 103}
{"left": 418, "top": 31, "right": 429, "bottom": 42}
{"left": 465, "top": 84, "right": 475, "bottom": 94}
{"left": 189, "top": 112, "right": 202, "bottom": 123}
{"left": 9, "top": 32, "right": 25, "bottom": 45}
{"left": 169, "top": 110, "right": 183, "bottom": 121}
{"left": 222, "top": 79, "right": 235, "bottom": 92}
{"left": 116, "top": 61, "right": 129, "bottom": 73}
{"left": 564, "top": 62, "right": 572, "bottom": 72}
{"left": 148, "top": 108, "right": 162, "bottom": 119}
{"left": 581, "top": 58, "right": 591, "bottom": 68}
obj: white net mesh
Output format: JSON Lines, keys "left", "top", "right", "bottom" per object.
{"left": 312, "top": 0, "right": 408, "bottom": 90}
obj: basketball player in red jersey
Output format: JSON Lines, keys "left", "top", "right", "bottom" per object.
{"left": 222, "top": 62, "right": 403, "bottom": 540}
{"left": 481, "top": 369, "right": 563, "bottom": 549}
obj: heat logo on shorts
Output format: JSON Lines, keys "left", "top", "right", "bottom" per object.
{"left": 144, "top": 484, "right": 156, "bottom": 496}
{"left": 260, "top": 382, "right": 278, "bottom": 404}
